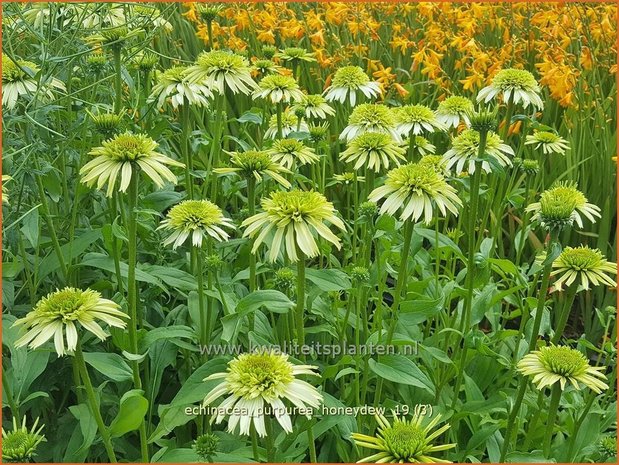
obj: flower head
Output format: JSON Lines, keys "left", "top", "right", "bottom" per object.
{"left": 158, "top": 200, "right": 235, "bottom": 249}
{"left": 477, "top": 68, "right": 543, "bottom": 109}
{"left": 214, "top": 150, "right": 291, "bottom": 188}
{"left": 80, "top": 133, "right": 184, "bottom": 196}
{"left": 277, "top": 47, "right": 316, "bottom": 63}
{"left": 13, "top": 287, "right": 129, "bottom": 356}
{"left": 150, "top": 65, "right": 213, "bottom": 109}
{"left": 253, "top": 74, "right": 304, "bottom": 104}
{"left": 340, "top": 103, "right": 400, "bottom": 142}
{"left": 273, "top": 268, "right": 296, "bottom": 293}
{"left": 517, "top": 345, "right": 608, "bottom": 393}
{"left": 369, "top": 162, "right": 462, "bottom": 224}
{"left": 2, "top": 56, "right": 65, "bottom": 110}
{"left": 413, "top": 136, "right": 436, "bottom": 156}
{"left": 340, "top": 132, "right": 406, "bottom": 173}
{"left": 436, "top": 96, "right": 474, "bottom": 128}
{"left": 186, "top": 50, "right": 257, "bottom": 95}
{"left": 195, "top": 3, "right": 223, "bottom": 22}
{"left": 1, "top": 417, "right": 46, "bottom": 463}
{"left": 394, "top": 104, "right": 445, "bottom": 136}
{"left": 265, "top": 111, "right": 309, "bottom": 139}
{"left": 526, "top": 182, "right": 601, "bottom": 231}
{"left": 514, "top": 158, "right": 540, "bottom": 175}
{"left": 267, "top": 139, "right": 319, "bottom": 170}
{"left": 598, "top": 436, "right": 617, "bottom": 459}
{"left": 352, "top": 412, "right": 455, "bottom": 463}
{"left": 442, "top": 129, "right": 514, "bottom": 174}
{"left": 525, "top": 131, "right": 570, "bottom": 155}
{"left": 203, "top": 350, "right": 322, "bottom": 437}
{"left": 131, "top": 51, "right": 159, "bottom": 73}
{"left": 308, "top": 123, "right": 330, "bottom": 143}
{"left": 242, "top": 190, "right": 345, "bottom": 262}
{"left": 252, "top": 59, "right": 280, "bottom": 76}
{"left": 193, "top": 433, "right": 219, "bottom": 461}
{"left": 419, "top": 154, "right": 450, "bottom": 177}
{"left": 324, "top": 66, "right": 381, "bottom": 106}
{"left": 291, "top": 94, "right": 335, "bottom": 120}
{"left": 550, "top": 246, "right": 617, "bottom": 291}
{"left": 2, "top": 175, "right": 12, "bottom": 205}
{"left": 87, "top": 109, "right": 125, "bottom": 138}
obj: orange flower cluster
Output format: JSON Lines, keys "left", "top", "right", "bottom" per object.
{"left": 183, "top": 2, "right": 616, "bottom": 108}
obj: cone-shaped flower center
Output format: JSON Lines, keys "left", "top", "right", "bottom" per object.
{"left": 197, "top": 50, "right": 248, "bottom": 72}
{"left": 332, "top": 66, "right": 371, "bottom": 88}
{"left": 166, "top": 200, "right": 225, "bottom": 231}
{"left": 382, "top": 422, "right": 426, "bottom": 460}
{"left": 264, "top": 190, "right": 334, "bottom": 224}
{"left": 100, "top": 133, "right": 158, "bottom": 162}
{"left": 539, "top": 183, "right": 587, "bottom": 220}
{"left": 387, "top": 163, "right": 446, "bottom": 195}
{"left": 34, "top": 288, "right": 100, "bottom": 322}
{"left": 438, "top": 95, "right": 473, "bottom": 114}
{"left": 558, "top": 246, "right": 604, "bottom": 271}
{"left": 349, "top": 104, "right": 395, "bottom": 127}
{"left": 396, "top": 104, "right": 435, "bottom": 123}
{"left": 259, "top": 74, "right": 298, "bottom": 90}
{"left": 2, "top": 57, "right": 36, "bottom": 83}
{"left": 226, "top": 352, "right": 294, "bottom": 399}
{"left": 492, "top": 68, "right": 538, "bottom": 90}
{"left": 539, "top": 346, "right": 589, "bottom": 377}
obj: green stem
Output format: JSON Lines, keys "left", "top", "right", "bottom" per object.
{"left": 264, "top": 416, "right": 275, "bottom": 462}
{"left": 196, "top": 246, "right": 207, "bottom": 347}
{"left": 500, "top": 98, "right": 515, "bottom": 141}
{"left": 2, "top": 371, "right": 20, "bottom": 424}
{"left": 276, "top": 102, "right": 283, "bottom": 140}
{"left": 251, "top": 426, "right": 260, "bottom": 462}
{"left": 209, "top": 94, "right": 225, "bottom": 203}
{"left": 307, "top": 420, "right": 317, "bottom": 463}
{"left": 248, "top": 177, "right": 257, "bottom": 292}
{"left": 550, "top": 283, "right": 579, "bottom": 345}
{"left": 112, "top": 46, "right": 122, "bottom": 114}
{"left": 566, "top": 393, "right": 596, "bottom": 460}
{"left": 296, "top": 253, "right": 306, "bottom": 346}
{"left": 500, "top": 230, "right": 560, "bottom": 461}
{"left": 74, "top": 341, "right": 117, "bottom": 463}
{"left": 181, "top": 104, "right": 193, "bottom": 199}
{"left": 543, "top": 384, "right": 562, "bottom": 457}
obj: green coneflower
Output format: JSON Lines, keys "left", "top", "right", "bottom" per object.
{"left": 359, "top": 201, "right": 378, "bottom": 218}
{"left": 195, "top": 3, "right": 223, "bottom": 22}
{"left": 265, "top": 111, "right": 309, "bottom": 139}
{"left": 513, "top": 157, "right": 540, "bottom": 175}
{"left": 2, "top": 56, "right": 65, "bottom": 110}
{"left": 262, "top": 45, "right": 277, "bottom": 59}
{"left": 242, "top": 190, "right": 345, "bottom": 262}
{"left": 292, "top": 94, "right": 336, "bottom": 120}
{"left": 525, "top": 131, "right": 570, "bottom": 155}
{"left": 442, "top": 129, "right": 514, "bottom": 174}
{"left": 273, "top": 268, "right": 296, "bottom": 293}
{"left": 333, "top": 172, "right": 366, "bottom": 185}
{"left": 394, "top": 104, "right": 445, "bottom": 137}
{"left": 186, "top": 50, "right": 257, "bottom": 95}
{"left": 13, "top": 287, "right": 129, "bottom": 356}
{"left": 419, "top": 154, "right": 450, "bottom": 177}
{"left": 308, "top": 123, "right": 330, "bottom": 143}
{"left": 1, "top": 417, "right": 46, "bottom": 463}
{"left": 87, "top": 26, "right": 142, "bottom": 49}
{"left": 349, "top": 266, "right": 370, "bottom": 283}
{"left": 193, "top": 433, "right": 220, "bottom": 462}
{"left": 277, "top": 47, "right": 316, "bottom": 63}
{"left": 267, "top": 139, "right": 319, "bottom": 170}
{"left": 2, "top": 175, "right": 12, "bottom": 205}
{"left": 413, "top": 136, "right": 436, "bottom": 156}
{"left": 517, "top": 345, "right": 608, "bottom": 393}
{"left": 252, "top": 59, "right": 280, "bottom": 76}
{"left": 86, "top": 51, "right": 108, "bottom": 74}
{"left": 214, "top": 150, "right": 291, "bottom": 188}
{"left": 86, "top": 109, "right": 125, "bottom": 138}
{"left": 369, "top": 162, "right": 462, "bottom": 224}
{"left": 149, "top": 65, "right": 213, "bottom": 109}
{"left": 80, "top": 132, "right": 184, "bottom": 196}
{"left": 436, "top": 96, "right": 474, "bottom": 128}
{"left": 341, "top": 103, "right": 400, "bottom": 142}
{"left": 550, "top": 246, "right": 617, "bottom": 291}
{"left": 477, "top": 68, "right": 543, "bottom": 109}
{"left": 203, "top": 350, "right": 322, "bottom": 437}
{"left": 352, "top": 412, "right": 456, "bottom": 463}
{"left": 253, "top": 74, "right": 304, "bottom": 104}
{"left": 324, "top": 65, "right": 381, "bottom": 106}
{"left": 158, "top": 200, "right": 235, "bottom": 249}
{"left": 340, "top": 132, "right": 406, "bottom": 173}
{"left": 131, "top": 51, "right": 159, "bottom": 73}
{"left": 526, "top": 181, "right": 601, "bottom": 231}
{"left": 598, "top": 436, "right": 617, "bottom": 459}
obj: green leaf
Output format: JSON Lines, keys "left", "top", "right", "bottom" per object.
{"left": 109, "top": 389, "right": 149, "bottom": 437}
{"left": 236, "top": 290, "right": 294, "bottom": 314}
{"left": 305, "top": 268, "right": 351, "bottom": 291}
{"left": 368, "top": 355, "right": 434, "bottom": 394}
{"left": 83, "top": 352, "right": 133, "bottom": 382}
{"left": 39, "top": 230, "right": 102, "bottom": 281}
{"left": 68, "top": 403, "right": 97, "bottom": 456}
{"left": 140, "top": 325, "right": 197, "bottom": 352}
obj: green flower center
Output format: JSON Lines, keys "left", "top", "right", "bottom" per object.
{"left": 100, "top": 26, "right": 129, "bottom": 44}
{"left": 558, "top": 246, "right": 604, "bottom": 271}
{"left": 226, "top": 352, "right": 294, "bottom": 399}
{"left": 451, "top": 129, "right": 502, "bottom": 157}
{"left": 351, "top": 132, "right": 393, "bottom": 149}
{"left": 493, "top": 68, "right": 538, "bottom": 90}
{"left": 197, "top": 50, "right": 248, "bottom": 72}
{"left": 539, "top": 346, "right": 589, "bottom": 377}
{"left": 539, "top": 183, "right": 587, "bottom": 220}
{"left": 193, "top": 433, "right": 219, "bottom": 459}
{"left": 231, "top": 150, "right": 274, "bottom": 173}
{"left": 282, "top": 47, "right": 309, "bottom": 59}
{"left": 259, "top": 74, "right": 298, "bottom": 90}
{"left": 160, "top": 65, "right": 188, "bottom": 83}
{"left": 418, "top": 155, "right": 447, "bottom": 172}
{"left": 396, "top": 104, "right": 435, "bottom": 123}
{"left": 2, "top": 57, "right": 37, "bottom": 83}
{"left": 301, "top": 94, "right": 327, "bottom": 107}
{"left": 533, "top": 131, "right": 561, "bottom": 143}
{"left": 34, "top": 288, "right": 98, "bottom": 322}
{"left": 273, "top": 139, "right": 305, "bottom": 154}
{"left": 349, "top": 104, "right": 395, "bottom": 127}
{"left": 264, "top": 190, "right": 331, "bottom": 223}
{"left": 167, "top": 200, "right": 223, "bottom": 230}
{"left": 254, "top": 59, "right": 275, "bottom": 70}
{"left": 101, "top": 133, "right": 157, "bottom": 162}
{"left": 332, "top": 66, "right": 370, "bottom": 88}
{"left": 438, "top": 96, "right": 473, "bottom": 114}
{"left": 382, "top": 421, "right": 426, "bottom": 460}
{"left": 387, "top": 163, "right": 445, "bottom": 195}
